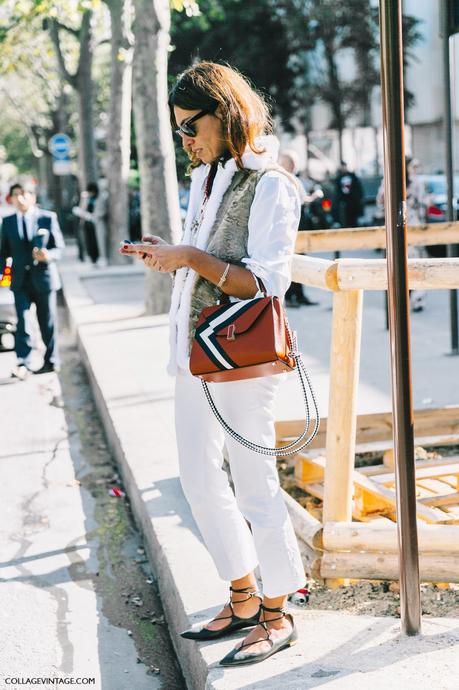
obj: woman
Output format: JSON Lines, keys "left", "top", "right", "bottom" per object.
{"left": 405, "top": 158, "right": 428, "bottom": 312}
{"left": 120, "top": 62, "right": 305, "bottom": 667}
{"left": 376, "top": 157, "right": 428, "bottom": 312}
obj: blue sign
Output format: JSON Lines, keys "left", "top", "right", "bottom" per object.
{"left": 48, "top": 133, "right": 71, "bottom": 160}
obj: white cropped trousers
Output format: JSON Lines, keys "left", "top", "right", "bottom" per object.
{"left": 174, "top": 368, "right": 305, "bottom": 598}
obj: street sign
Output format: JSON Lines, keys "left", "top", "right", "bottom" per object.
{"left": 52, "top": 159, "right": 73, "bottom": 176}
{"left": 48, "top": 133, "right": 71, "bottom": 160}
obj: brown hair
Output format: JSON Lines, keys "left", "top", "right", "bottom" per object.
{"left": 169, "top": 62, "right": 272, "bottom": 170}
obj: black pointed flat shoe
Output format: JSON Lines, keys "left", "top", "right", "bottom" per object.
{"left": 180, "top": 585, "right": 262, "bottom": 641}
{"left": 219, "top": 603, "right": 297, "bottom": 666}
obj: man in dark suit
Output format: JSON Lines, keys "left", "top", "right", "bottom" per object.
{"left": 0, "top": 183, "right": 65, "bottom": 379}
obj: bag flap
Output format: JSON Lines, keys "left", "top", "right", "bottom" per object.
{"left": 213, "top": 297, "right": 273, "bottom": 337}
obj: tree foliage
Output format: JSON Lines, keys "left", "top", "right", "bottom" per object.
{"left": 170, "top": 0, "right": 423, "bottom": 140}
{"left": 0, "top": 0, "right": 425, "bottom": 183}
{"left": 170, "top": 0, "right": 301, "bottom": 129}
{"left": 0, "top": 0, "right": 110, "bottom": 178}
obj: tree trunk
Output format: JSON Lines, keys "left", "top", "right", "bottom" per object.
{"left": 76, "top": 12, "right": 98, "bottom": 191}
{"left": 106, "top": 0, "right": 134, "bottom": 264}
{"left": 49, "top": 13, "right": 98, "bottom": 192}
{"left": 132, "top": 0, "right": 182, "bottom": 314}
{"left": 337, "top": 127, "right": 343, "bottom": 164}
{"left": 51, "top": 89, "right": 71, "bottom": 225}
{"left": 324, "top": 38, "right": 345, "bottom": 166}
{"left": 42, "top": 155, "right": 54, "bottom": 207}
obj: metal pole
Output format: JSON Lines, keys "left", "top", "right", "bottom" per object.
{"left": 379, "top": 0, "right": 421, "bottom": 635}
{"left": 442, "top": 0, "right": 459, "bottom": 355}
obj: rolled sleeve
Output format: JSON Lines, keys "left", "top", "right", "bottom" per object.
{"left": 242, "top": 171, "right": 300, "bottom": 297}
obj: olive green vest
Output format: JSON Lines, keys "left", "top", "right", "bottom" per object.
{"left": 187, "top": 163, "right": 290, "bottom": 349}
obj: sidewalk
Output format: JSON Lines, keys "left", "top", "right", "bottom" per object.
{"left": 0, "top": 292, "right": 169, "bottom": 689}
{"left": 60, "top": 247, "right": 459, "bottom": 690}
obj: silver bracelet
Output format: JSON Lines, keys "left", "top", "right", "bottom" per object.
{"left": 216, "top": 262, "right": 230, "bottom": 289}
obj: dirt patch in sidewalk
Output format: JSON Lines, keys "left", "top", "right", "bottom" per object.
{"left": 58, "top": 312, "right": 186, "bottom": 689}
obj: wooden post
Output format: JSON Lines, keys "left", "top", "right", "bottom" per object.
{"left": 322, "top": 521, "right": 459, "bottom": 554}
{"left": 323, "top": 289, "right": 363, "bottom": 524}
{"left": 319, "top": 551, "right": 459, "bottom": 583}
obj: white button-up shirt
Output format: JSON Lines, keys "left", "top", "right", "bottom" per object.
{"left": 16, "top": 209, "right": 34, "bottom": 241}
{"left": 15, "top": 207, "right": 60, "bottom": 242}
{"left": 241, "top": 170, "right": 300, "bottom": 298}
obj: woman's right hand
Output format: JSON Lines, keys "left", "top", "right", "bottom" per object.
{"left": 142, "top": 234, "right": 168, "bottom": 246}
{"left": 119, "top": 235, "right": 170, "bottom": 257}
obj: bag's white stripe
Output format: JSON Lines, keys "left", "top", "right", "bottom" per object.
{"left": 199, "top": 300, "right": 255, "bottom": 370}
{"left": 200, "top": 324, "right": 234, "bottom": 369}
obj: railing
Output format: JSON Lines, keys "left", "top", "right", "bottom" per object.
{"left": 295, "top": 221, "right": 459, "bottom": 253}
{"left": 279, "top": 223, "right": 459, "bottom": 582}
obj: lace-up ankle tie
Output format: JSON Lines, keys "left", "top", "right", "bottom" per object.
{"left": 219, "top": 602, "right": 297, "bottom": 667}
{"left": 180, "top": 585, "right": 261, "bottom": 642}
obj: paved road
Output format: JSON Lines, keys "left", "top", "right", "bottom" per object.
{"left": 0, "top": 305, "right": 186, "bottom": 689}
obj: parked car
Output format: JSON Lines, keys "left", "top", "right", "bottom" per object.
{"left": 372, "top": 174, "right": 459, "bottom": 254}
{"left": 0, "top": 210, "right": 16, "bottom": 351}
{"left": 359, "top": 175, "right": 383, "bottom": 226}
{"left": 418, "top": 174, "right": 459, "bottom": 257}
{"left": 361, "top": 175, "right": 383, "bottom": 205}
{"left": 418, "top": 174, "right": 459, "bottom": 223}
{"left": 0, "top": 265, "right": 15, "bottom": 351}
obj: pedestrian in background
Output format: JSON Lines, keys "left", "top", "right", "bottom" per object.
{"left": 72, "top": 181, "right": 108, "bottom": 266}
{"left": 128, "top": 185, "right": 142, "bottom": 242}
{"left": 279, "top": 149, "right": 318, "bottom": 307}
{"left": 334, "top": 160, "right": 364, "bottom": 228}
{"left": 0, "top": 183, "right": 65, "bottom": 378}
{"left": 376, "top": 157, "right": 428, "bottom": 312}
{"left": 405, "top": 158, "right": 428, "bottom": 311}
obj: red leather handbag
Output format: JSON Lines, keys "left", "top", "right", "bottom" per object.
{"left": 190, "top": 295, "right": 295, "bottom": 383}
{"left": 189, "top": 288, "right": 319, "bottom": 456}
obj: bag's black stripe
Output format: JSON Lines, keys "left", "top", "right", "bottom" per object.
{"left": 196, "top": 337, "right": 229, "bottom": 370}
{"left": 194, "top": 301, "right": 234, "bottom": 338}
{"left": 195, "top": 297, "right": 266, "bottom": 340}
{"left": 204, "top": 297, "right": 269, "bottom": 369}
{"left": 196, "top": 326, "right": 238, "bottom": 370}
{"left": 208, "top": 331, "right": 238, "bottom": 368}
{"left": 195, "top": 298, "right": 267, "bottom": 370}
{"left": 210, "top": 298, "right": 266, "bottom": 335}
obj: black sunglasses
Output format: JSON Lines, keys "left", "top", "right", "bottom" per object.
{"left": 175, "top": 109, "right": 210, "bottom": 138}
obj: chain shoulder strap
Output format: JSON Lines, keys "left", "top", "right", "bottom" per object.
{"left": 200, "top": 331, "right": 319, "bottom": 456}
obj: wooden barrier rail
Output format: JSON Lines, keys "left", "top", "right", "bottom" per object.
{"left": 281, "top": 227, "right": 459, "bottom": 582}
{"left": 295, "top": 221, "right": 459, "bottom": 253}
{"left": 276, "top": 406, "right": 459, "bottom": 453}
{"left": 291, "top": 255, "right": 459, "bottom": 291}
{"left": 320, "top": 522, "right": 459, "bottom": 554}
{"left": 318, "top": 552, "right": 459, "bottom": 583}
